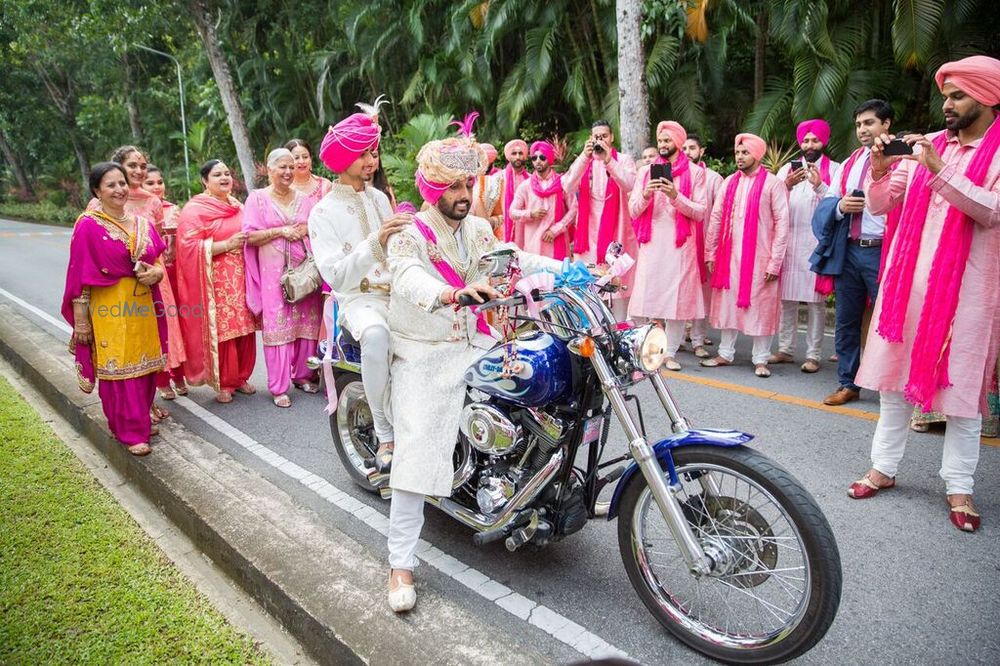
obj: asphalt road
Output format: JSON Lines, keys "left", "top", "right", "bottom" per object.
{"left": 2, "top": 217, "right": 998, "bottom": 665}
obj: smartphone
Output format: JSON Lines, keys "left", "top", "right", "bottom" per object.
{"left": 650, "top": 162, "right": 672, "bottom": 182}
{"left": 882, "top": 138, "right": 913, "bottom": 156}
{"left": 133, "top": 260, "right": 143, "bottom": 273}
{"left": 789, "top": 159, "right": 803, "bottom": 171}
{"left": 851, "top": 189, "right": 865, "bottom": 199}
{"left": 593, "top": 143, "right": 605, "bottom": 155}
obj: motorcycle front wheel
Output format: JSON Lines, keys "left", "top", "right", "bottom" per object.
{"left": 328, "top": 372, "right": 379, "bottom": 493}
{"left": 617, "top": 445, "right": 841, "bottom": 664}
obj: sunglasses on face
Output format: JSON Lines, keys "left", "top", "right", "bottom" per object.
{"left": 530, "top": 154, "right": 548, "bottom": 162}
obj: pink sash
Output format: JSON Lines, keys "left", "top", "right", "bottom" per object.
{"left": 412, "top": 217, "right": 492, "bottom": 335}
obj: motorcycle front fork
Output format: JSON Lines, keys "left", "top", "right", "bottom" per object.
{"left": 589, "top": 353, "right": 714, "bottom": 577}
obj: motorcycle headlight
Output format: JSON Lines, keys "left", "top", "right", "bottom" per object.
{"left": 620, "top": 324, "right": 667, "bottom": 373}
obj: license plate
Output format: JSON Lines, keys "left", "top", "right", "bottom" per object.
{"left": 581, "top": 416, "right": 603, "bottom": 447}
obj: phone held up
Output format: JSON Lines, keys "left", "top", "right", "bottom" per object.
{"left": 650, "top": 162, "right": 672, "bottom": 182}
{"left": 850, "top": 189, "right": 865, "bottom": 199}
{"left": 789, "top": 159, "right": 803, "bottom": 171}
{"left": 882, "top": 138, "right": 914, "bottom": 156}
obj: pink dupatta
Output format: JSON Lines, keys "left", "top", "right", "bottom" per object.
{"left": 411, "top": 216, "right": 492, "bottom": 335}
{"left": 632, "top": 151, "right": 694, "bottom": 248}
{"left": 528, "top": 172, "right": 570, "bottom": 260}
{"left": 575, "top": 150, "right": 621, "bottom": 262}
{"left": 502, "top": 165, "right": 527, "bottom": 242}
{"left": 710, "top": 167, "right": 769, "bottom": 308}
{"left": 877, "top": 117, "right": 1000, "bottom": 409}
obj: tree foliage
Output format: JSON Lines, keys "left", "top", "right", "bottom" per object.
{"left": 1, "top": 0, "right": 997, "bottom": 204}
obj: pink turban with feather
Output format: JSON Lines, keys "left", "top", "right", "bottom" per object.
{"left": 734, "top": 132, "right": 767, "bottom": 162}
{"left": 319, "top": 113, "right": 381, "bottom": 173}
{"left": 796, "top": 119, "right": 831, "bottom": 145}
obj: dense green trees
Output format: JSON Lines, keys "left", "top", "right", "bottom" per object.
{"left": 1, "top": 0, "right": 997, "bottom": 206}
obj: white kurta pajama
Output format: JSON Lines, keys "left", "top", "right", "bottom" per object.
{"left": 774, "top": 161, "right": 839, "bottom": 361}
{"left": 691, "top": 167, "right": 726, "bottom": 345}
{"left": 309, "top": 183, "right": 395, "bottom": 442}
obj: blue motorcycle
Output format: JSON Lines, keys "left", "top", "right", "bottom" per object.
{"left": 317, "top": 250, "right": 842, "bottom": 664}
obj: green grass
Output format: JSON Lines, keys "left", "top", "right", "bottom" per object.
{"left": 0, "top": 375, "right": 273, "bottom": 665}
{"left": 0, "top": 201, "right": 79, "bottom": 226}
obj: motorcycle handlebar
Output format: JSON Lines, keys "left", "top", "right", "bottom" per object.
{"left": 458, "top": 292, "right": 526, "bottom": 311}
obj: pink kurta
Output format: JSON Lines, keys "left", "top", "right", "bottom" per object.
{"left": 508, "top": 176, "right": 577, "bottom": 257}
{"left": 705, "top": 169, "right": 790, "bottom": 336}
{"left": 628, "top": 163, "right": 708, "bottom": 320}
{"left": 857, "top": 130, "right": 1000, "bottom": 418}
{"left": 564, "top": 151, "right": 638, "bottom": 267}
{"left": 776, "top": 161, "right": 838, "bottom": 303}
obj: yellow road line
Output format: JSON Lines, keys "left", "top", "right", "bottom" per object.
{"left": 662, "top": 371, "right": 1000, "bottom": 448}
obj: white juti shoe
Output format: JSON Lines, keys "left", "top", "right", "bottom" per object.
{"left": 388, "top": 571, "right": 416, "bottom": 613}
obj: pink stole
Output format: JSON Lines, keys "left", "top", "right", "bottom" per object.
{"left": 575, "top": 150, "right": 621, "bottom": 262}
{"left": 632, "top": 152, "right": 694, "bottom": 248}
{"left": 411, "top": 216, "right": 492, "bottom": 335}
{"left": 813, "top": 155, "right": 835, "bottom": 296}
{"left": 877, "top": 117, "right": 1000, "bottom": 410}
{"left": 502, "top": 165, "right": 526, "bottom": 243}
{"left": 529, "top": 172, "right": 569, "bottom": 260}
{"left": 710, "top": 167, "right": 769, "bottom": 308}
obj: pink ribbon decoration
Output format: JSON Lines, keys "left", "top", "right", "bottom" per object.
{"left": 513, "top": 271, "right": 556, "bottom": 319}
{"left": 595, "top": 252, "right": 635, "bottom": 287}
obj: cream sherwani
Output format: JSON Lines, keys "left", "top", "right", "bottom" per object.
{"left": 308, "top": 183, "right": 393, "bottom": 332}
{"left": 386, "top": 211, "right": 561, "bottom": 497}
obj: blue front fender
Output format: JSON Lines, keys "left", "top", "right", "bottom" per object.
{"left": 606, "top": 428, "right": 754, "bottom": 520}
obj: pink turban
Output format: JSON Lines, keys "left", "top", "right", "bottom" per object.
{"left": 529, "top": 140, "right": 555, "bottom": 163}
{"left": 935, "top": 55, "right": 1000, "bottom": 107}
{"left": 734, "top": 132, "right": 766, "bottom": 162}
{"left": 796, "top": 119, "right": 830, "bottom": 145}
{"left": 655, "top": 121, "right": 687, "bottom": 150}
{"left": 319, "top": 113, "right": 381, "bottom": 173}
{"left": 504, "top": 139, "right": 528, "bottom": 159}
{"left": 481, "top": 143, "right": 498, "bottom": 165}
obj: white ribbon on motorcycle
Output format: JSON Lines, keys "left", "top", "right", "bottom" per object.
{"left": 595, "top": 252, "right": 635, "bottom": 287}
{"left": 322, "top": 296, "right": 338, "bottom": 414}
{"left": 513, "top": 271, "right": 556, "bottom": 319}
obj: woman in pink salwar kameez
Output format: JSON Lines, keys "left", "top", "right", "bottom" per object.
{"left": 286, "top": 139, "right": 333, "bottom": 206}
{"left": 64, "top": 162, "right": 168, "bottom": 456}
{"left": 176, "top": 160, "right": 258, "bottom": 404}
{"left": 244, "top": 149, "right": 322, "bottom": 408}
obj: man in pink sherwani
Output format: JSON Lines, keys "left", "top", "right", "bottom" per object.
{"left": 847, "top": 55, "right": 1000, "bottom": 533}
{"left": 494, "top": 139, "right": 530, "bottom": 244}
{"left": 508, "top": 141, "right": 576, "bottom": 259}
{"left": 628, "top": 121, "right": 708, "bottom": 371}
{"left": 563, "top": 120, "right": 638, "bottom": 317}
{"left": 684, "top": 133, "right": 724, "bottom": 358}
{"left": 702, "top": 133, "right": 790, "bottom": 377}
{"left": 769, "top": 119, "right": 840, "bottom": 373}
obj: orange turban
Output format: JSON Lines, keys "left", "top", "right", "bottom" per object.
{"left": 935, "top": 55, "right": 1000, "bottom": 107}
{"left": 734, "top": 132, "right": 766, "bottom": 162}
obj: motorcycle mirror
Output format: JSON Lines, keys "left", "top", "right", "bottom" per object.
{"left": 604, "top": 241, "right": 624, "bottom": 264}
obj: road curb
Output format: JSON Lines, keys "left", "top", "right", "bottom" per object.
{"left": 0, "top": 304, "right": 553, "bottom": 665}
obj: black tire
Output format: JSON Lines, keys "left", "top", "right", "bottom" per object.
{"left": 328, "top": 372, "right": 379, "bottom": 493}
{"left": 616, "top": 445, "right": 841, "bottom": 664}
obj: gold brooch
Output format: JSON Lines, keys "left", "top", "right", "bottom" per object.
{"left": 360, "top": 277, "right": 370, "bottom": 293}
{"left": 427, "top": 242, "right": 442, "bottom": 263}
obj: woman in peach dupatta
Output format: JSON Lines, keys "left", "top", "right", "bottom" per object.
{"left": 286, "top": 139, "right": 333, "bottom": 206}
{"left": 143, "top": 163, "right": 188, "bottom": 397}
{"left": 88, "top": 145, "right": 185, "bottom": 415}
{"left": 176, "top": 160, "right": 258, "bottom": 403}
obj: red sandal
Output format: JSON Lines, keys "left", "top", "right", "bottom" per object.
{"left": 847, "top": 472, "right": 895, "bottom": 499}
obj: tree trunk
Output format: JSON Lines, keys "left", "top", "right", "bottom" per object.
{"left": 122, "top": 53, "right": 143, "bottom": 142}
{"left": 754, "top": 11, "right": 768, "bottom": 103}
{"left": 0, "top": 128, "right": 35, "bottom": 199}
{"left": 33, "top": 62, "right": 89, "bottom": 193}
{"left": 615, "top": 0, "right": 648, "bottom": 158}
{"left": 190, "top": 0, "right": 257, "bottom": 192}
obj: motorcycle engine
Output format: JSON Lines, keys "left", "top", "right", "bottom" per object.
{"left": 459, "top": 403, "right": 523, "bottom": 456}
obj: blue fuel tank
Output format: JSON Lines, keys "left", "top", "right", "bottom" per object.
{"left": 464, "top": 331, "right": 572, "bottom": 408}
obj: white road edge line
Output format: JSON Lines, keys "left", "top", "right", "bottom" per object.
{"left": 0, "top": 288, "right": 628, "bottom": 661}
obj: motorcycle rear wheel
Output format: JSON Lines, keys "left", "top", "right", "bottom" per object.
{"left": 616, "top": 445, "right": 841, "bottom": 664}
{"left": 328, "top": 372, "right": 379, "bottom": 493}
